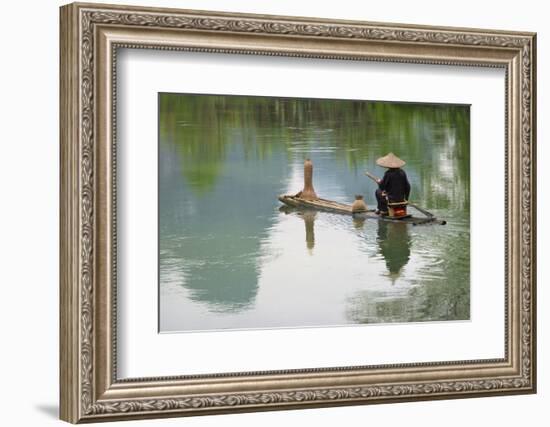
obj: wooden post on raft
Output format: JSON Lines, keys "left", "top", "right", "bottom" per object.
{"left": 300, "top": 158, "right": 318, "bottom": 200}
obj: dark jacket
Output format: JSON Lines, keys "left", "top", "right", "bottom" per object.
{"left": 378, "top": 168, "right": 411, "bottom": 203}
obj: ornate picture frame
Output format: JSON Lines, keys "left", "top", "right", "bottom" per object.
{"left": 60, "top": 2, "right": 536, "bottom": 423}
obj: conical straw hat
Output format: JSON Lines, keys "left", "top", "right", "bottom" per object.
{"left": 376, "top": 152, "right": 406, "bottom": 168}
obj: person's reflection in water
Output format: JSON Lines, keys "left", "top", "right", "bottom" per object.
{"left": 376, "top": 221, "right": 411, "bottom": 285}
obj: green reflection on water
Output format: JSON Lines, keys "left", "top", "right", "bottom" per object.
{"left": 159, "top": 93, "right": 470, "bottom": 332}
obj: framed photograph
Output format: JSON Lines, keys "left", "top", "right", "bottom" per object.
{"left": 60, "top": 2, "right": 537, "bottom": 423}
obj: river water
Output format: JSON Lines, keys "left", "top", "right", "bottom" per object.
{"left": 159, "top": 94, "right": 470, "bottom": 332}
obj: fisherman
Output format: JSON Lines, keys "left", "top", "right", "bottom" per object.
{"left": 374, "top": 152, "right": 411, "bottom": 216}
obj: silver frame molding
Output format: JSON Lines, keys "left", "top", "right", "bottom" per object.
{"left": 60, "top": 2, "right": 537, "bottom": 423}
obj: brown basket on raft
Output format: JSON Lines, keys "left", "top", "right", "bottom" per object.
{"left": 387, "top": 200, "right": 408, "bottom": 218}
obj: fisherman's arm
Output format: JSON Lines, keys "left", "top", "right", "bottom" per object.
{"left": 378, "top": 172, "right": 389, "bottom": 191}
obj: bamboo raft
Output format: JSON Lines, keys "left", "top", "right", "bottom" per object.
{"left": 278, "top": 195, "right": 446, "bottom": 225}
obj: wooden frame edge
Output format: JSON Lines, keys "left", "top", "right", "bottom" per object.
{"left": 60, "top": 3, "right": 80, "bottom": 423}
{"left": 59, "top": 2, "right": 537, "bottom": 423}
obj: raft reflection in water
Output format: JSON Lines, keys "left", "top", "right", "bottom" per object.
{"left": 276, "top": 207, "right": 468, "bottom": 325}
{"left": 282, "top": 205, "right": 411, "bottom": 281}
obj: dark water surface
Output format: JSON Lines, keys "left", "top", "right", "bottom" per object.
{"left": 159, "top": 94, "right": 470, "bottom": 332}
